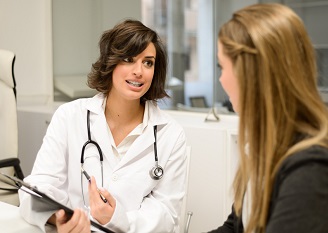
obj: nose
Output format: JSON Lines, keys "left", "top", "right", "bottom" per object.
{"left": 133, "top": 62, "right": 142, "bottom": 77}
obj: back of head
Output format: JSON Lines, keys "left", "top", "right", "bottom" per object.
{"left": 219, "top": 3, "right": 328, "bottom": 233}
{"left": 219, "top": 3, "right": 321, "bottom": 136}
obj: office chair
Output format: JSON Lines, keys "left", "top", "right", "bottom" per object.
{"left": 0, "top": 49, "right": 24, "bottom": 206}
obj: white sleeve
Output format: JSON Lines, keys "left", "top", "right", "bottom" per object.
{"left": 19, "top": 105, "right": 70, "bottom": 231}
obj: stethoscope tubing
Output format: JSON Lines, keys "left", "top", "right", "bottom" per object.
{"left": 81, "top": 110, "right": 163, "bottom": 183}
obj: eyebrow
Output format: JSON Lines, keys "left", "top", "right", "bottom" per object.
{"left": 145, "top": 56, "right": 156, "bottom": 59}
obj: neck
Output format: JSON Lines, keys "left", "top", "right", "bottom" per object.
{"left": 105, "top": 97, "right": 145, "bottom": 146}
{"left": 105, "top": 97, "right": 144, "bottom": 125}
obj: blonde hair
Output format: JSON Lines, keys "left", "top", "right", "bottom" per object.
{"left": 219, "top": 3, "right": 328, "bottom": 233}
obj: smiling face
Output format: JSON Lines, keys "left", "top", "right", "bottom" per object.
{"left": 218, "top": 40, "right": 239, "bottom": 113}
{"left": 111, "top": 43, "right": 156, "bottom": 102}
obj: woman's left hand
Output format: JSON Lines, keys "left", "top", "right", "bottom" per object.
{"left": 88, "top": 176, "right": 116, "bottom": 224}
{"left": 55, "top": 208, "right": 90, "bottom": 233}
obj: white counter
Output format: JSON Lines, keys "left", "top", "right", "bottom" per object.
{"left": 0, "top": 201, "right": 43, "bottom": 233}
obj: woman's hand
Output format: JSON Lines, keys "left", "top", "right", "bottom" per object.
{"left": 88, "top": 176, "right": 116, "bottom": 224}
{"left": 55, "top": 209, "right": 90, "bottom": 233}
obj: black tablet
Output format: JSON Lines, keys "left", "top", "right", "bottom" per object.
{"left": 0, "top": 172, "right": 114, "bottom": 233}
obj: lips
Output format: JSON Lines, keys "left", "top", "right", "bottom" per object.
{"left": 126, "top": 80, "right": 143, "bottom": 87}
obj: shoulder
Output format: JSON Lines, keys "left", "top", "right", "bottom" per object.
{"left": 54, "top": 96, "right": 99, "bottom": 115}
{"left": 147, "top": 101, "right": 186, "bottom": 143}
{"left": 147, "top": 101, "right": 184, "bottom": 130}
{"left": 268, "top": 147, "right": 328, "bottom": 232}
{"left": 274, "top": 145, "right": 328, "bottom": 194}
{"left": 278, "top": 145, "right": 328, "bottom": 174}
{"left": 51, "top": 97, "right": 95, "bottom": 123}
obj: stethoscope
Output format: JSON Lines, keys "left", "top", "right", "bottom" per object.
{"left": 80, "top": 110, "right": 164, "bottom": 195}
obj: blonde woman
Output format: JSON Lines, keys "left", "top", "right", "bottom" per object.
{"left": 210, "top": 3, "right": 328, "bottom": 233}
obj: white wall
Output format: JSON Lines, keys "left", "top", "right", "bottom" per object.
{"left": 0, "top": 0, "right": 53, "bottom": 105}
{"left": 53, "top": 0, "right": 142, "bottom": 77}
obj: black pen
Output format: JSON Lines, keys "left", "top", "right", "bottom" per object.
{"left": 81, "top": 167, "right": 108, "bottom": 203}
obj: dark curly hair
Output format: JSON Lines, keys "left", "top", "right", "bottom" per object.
{"left": 87, "top": 19, "right": 169, "bottom": 102}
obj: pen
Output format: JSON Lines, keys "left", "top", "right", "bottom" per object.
{"left": 81, "top": 167, "right": 108, "bottom": 203}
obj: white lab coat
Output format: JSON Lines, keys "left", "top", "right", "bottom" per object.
{"left": 19, "top": 94, "right": 187, "bottom": 233}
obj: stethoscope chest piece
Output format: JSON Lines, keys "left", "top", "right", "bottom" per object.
{"left": 149, "top": 125, "right": 164, "bottom": 180}
{"left": 149, "top": 163, "right": 164, "bottom": 180}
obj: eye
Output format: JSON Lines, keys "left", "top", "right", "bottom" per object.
{"left": 217, "top": 63, "right": 222, "bottom": 69}
{"left": 123, "top": 57, "right": 133, "bottom": 63}
{"left": 143, "top": 60, "right": 154, "bottom": 68}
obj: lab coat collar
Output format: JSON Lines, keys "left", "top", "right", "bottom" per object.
{"left": 85, "top": 93, "right": 106, "bottom": 114}
{"left": 85, "top": 93, "right": 169, "bottom": 126}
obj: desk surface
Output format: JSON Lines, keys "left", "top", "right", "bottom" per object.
{"left": 0, "top": 201, "right": 43, "bottom": 233}
{"left": 54, "top": 75, "right": 98, "bottom": 98}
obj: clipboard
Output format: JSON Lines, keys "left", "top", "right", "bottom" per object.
{"left": 0, "top": 172, "right": 114, "bottom": 233}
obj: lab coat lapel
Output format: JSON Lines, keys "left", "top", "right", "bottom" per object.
{"left": 85, "top": 94, "right": 117, "bottom": 170}
{"left": 113, "top": 102, "right": 169, "bottom": 170}
{"left": 91, "top": 113, "right": 118, "bottom": 170}
{"left": 116, "top": 126, "right": 155, "bottom": 170}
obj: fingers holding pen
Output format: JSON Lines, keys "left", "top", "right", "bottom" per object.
{"left": 88, "top": 176, "right": 116, "bottom": 224}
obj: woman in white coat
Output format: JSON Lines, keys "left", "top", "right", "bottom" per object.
{"left": 19, "top": 19, "right": 187, "bottom": 233}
